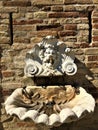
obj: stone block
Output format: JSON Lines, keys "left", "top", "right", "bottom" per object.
{"left": 77, "top": 24, "right": 89, "bottom": 30}
{"left": 87, "top": 55, "right": 98, "bottom": 61}
{"left": 93, "top": 36, "right": 98, "bottom": 42}
{"left": 2, "top": 70, "right": 15, "bottom": 78}
{"left": 86, "top": 62, "right": 98, "bottom": 68}
{"left": 3, "top": 1, "right": 31, "bottom": 7}
{"left": 51, "top": 6, "right": 63, "bottom": 11}
{"left": 93, "top": 24, "right": 98, "bottom": 29}
{"left": 0, "top": 7, "right": 18, "bottom": 13}
{"left": 32, "top": 0, "right": 64, "bottom": 6}
{"left": 64, "top": 0, "right": 93, "bottom": 4}
{"left": 90, "top": 68, "right": 98, "bottom": 73}
{"left": 63, "top": 5, "right": 76, "bottom": 11}
{"left": 58, "top": 31, "right": 77, "bottom": 37}
{"left": 48, "top": 12, "right": 79, "bottom": 18}
{"left": 93, "top": 0, "right": 98, "bottom": 3}
{"left": 0, "top": 37, "right": 10, "bottom": 44}
{"left": 34, "top": 11, "right": 47, "bottom": 19}
{"left": 84, "top": 48, "right": 98, "bottom": 55}
{"left": 64, "top": 24, "right": 77, "bottom": 30}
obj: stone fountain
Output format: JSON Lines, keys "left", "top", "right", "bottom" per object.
{"left": 5, "top": 36, "right": 95, "bottom": 127}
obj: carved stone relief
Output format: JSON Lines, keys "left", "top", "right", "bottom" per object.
{"left": 5, "top": 36, "right": 95, "bottom": 127}
{"left": 5, "top": 85, "right": 95, "bottom": 126}
{"left": 24, "top": 36, "right": 77, "bottom": 77}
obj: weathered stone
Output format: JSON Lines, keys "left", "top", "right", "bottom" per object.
{"left": 0, "top": 37, "right": 10, "bottom": 44}
{"left": 93, "top": 0, "right": 98, "bottom": 3}
{"left": 86, "top": 62, "right": 98, "bottom": 68}
{"left": 58, "top": 31, "right": 77, "bottom": 37}
{"left": 93, "top": 24, "right": 98, "bottom": 29}
{"left": 77, "top": 24, "right": 89, "bottom": 30}
{"left": 64, "top": 0, "right": 77, "bottom": 4}
{"left": 51, "top": 6, "right": 63, "bottom": 11}
{"left": 13, "top": 25, "right": 36, "bottom": 31}
{"left": 2, "top": 70, "right": 15, "bottom": 78}
{"left": 34, "top": 11, "right": 47, "bottom": 19}
{"left": 92, "top": 30, "right": 98, "bottom": 35}
{"left": 0, "top": 7, "right": 18, "bottom": 13}
{"left": 77, "top": 30, "right": 89, "bottom": 42}
{"left": 91, "top": 79, "right": 98, "bottom": 88}
{"left": 32, "top": 0, "right": 64, "bottom": 5}
{"left": 60, "top": 18, "right": 88, "bottom": 24}
{"left": 3, "top": 1, "right": 31, "bottom": 7}
{"left": 84, "top": 48, "right": 98, "bottom": 55}
{"left": 63, "top": 5, "right": 76, "bottom": 11}
{"left": 90, "top": 68, "right": 98, "bottom": 73}
{"left": 0, "top": 25, "right": 9, "bottom": 31}
{"left": 93, "top": 36, "right": 98, "bottom": 42}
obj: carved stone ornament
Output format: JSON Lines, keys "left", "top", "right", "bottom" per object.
{"left": 5, "top": 85, "right": 95, "bottom": 127}
{"left": 24, "top": 36, "right": 77, "bottom": 77}
{"left": 4, "top": 36, "right": 95, "bottom": 127}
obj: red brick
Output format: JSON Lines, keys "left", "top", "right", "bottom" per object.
{"left": 87, "top": 56, "right": 98, "bottom": 61}
{"left": 3, "top": 1, "right": 31, "bottom": 7}
{"left": 48, "top": 12, "right": 88, "bottom": 18}
{"left": 74, "top": 43, "right": 89, "bottom": 48}
{"left": 0, "top": 7, "right": 18, "bottom": 13}
{"left": 2, "top": 70, "right": 15, "bottom": 78}
{"left": 64, "top": 24, "right": 77, "bottom": 30}
{"left": 59, "top": 31, "right": 77, "bottom": 37}
{"left": 93, "top": 36, "right": 98, "bottom": 41}
{"left": 48, "top": 12, "right": 78, "bottom": 18}
{"left": 92, "top": 11, "right": 98, "bottom": 17}
{"left": 13, "top": 19, "right": 43, "bottom": 25}
{"left": 92, "top": 18, "right": 98, "bottom": 23}
{"left": 92, "top": 42, "right": 98, "bottom": 47}
{"left": 93, "top": 24, "right": 98, "bottom": 29}
{"left": 79, "top": 12, "right": 88, "bottom": 17}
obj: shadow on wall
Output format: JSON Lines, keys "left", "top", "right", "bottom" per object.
{"left": 51, "top": 105, "right": 98, "bottom": 130}
{"left": 30, "top": 58, "right": 97, "bottom": 99}
{"left": 50, "top": 58, "right": 98, "bottom": 130}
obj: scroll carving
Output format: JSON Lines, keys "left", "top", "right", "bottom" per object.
{"left": 24, "top": 36, "right": 77, "bottom": 77}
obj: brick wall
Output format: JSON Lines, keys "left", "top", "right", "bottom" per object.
{"left": 0, "top": 0, "right": 98, "bottom": 130}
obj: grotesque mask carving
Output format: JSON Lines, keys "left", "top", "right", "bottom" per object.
{"left": 24, "top": 36, "right": 77, "bottom": 77}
